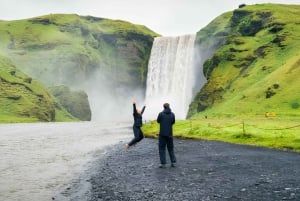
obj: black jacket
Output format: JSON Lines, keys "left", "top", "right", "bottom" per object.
{"left": 133, "top": 103, "right": 145, "bottom": 127}
{"left": 157, "top": 108, "right": 175, "bottom": 136}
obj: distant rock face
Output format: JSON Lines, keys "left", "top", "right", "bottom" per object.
{"left": 49, "top": 86, "right": 91, "bottom": 121}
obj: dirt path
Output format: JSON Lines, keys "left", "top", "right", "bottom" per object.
{"left": 86, "top": 138, "right": 300, "bottom": 201}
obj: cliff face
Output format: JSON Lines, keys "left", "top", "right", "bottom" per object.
{"left": 0, "top": 14, "right": 158, "bottom": 89}
{"left": 49, "top": 86, "right": 91, "bottom": 121}
{"left": 0, "top": 14, "right": 159, "bottom": 122}
{"left": 189, "top": 4, "right": 300, "bottom": 118}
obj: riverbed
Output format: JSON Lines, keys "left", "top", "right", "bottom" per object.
{"left": 0, "top": 122, "right": 132, "bottom": 201}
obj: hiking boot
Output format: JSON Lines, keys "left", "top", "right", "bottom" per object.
{"left": 171, "top": 163, "right": 176, "bottom": 167}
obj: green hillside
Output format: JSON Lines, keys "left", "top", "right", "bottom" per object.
{"left": 0, "top": 14, "right": 158, "bottom": 122}
{"left": 188, "top": 4, "right": 300, "bottom": 119}
{"left": 0, "top": 55, "right": 76, "bottom": 122}
{"left": 0, "top": 14, "right": 158, "bottom": 89}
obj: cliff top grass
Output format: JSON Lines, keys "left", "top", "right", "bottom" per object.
{"left": 0, "top": 13, "right": 159, "bottom": 50}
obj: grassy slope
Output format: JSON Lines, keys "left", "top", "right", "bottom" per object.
{"left": 0, "top": 14, "right": 159, "bottom": 88}
{"left": 144, "top": 4, "right": 300, "bottom": 152}
{"left": 0, "top": 55, "right": 76, "bottom": 122}
{"left": 189, "top": 4, "right": 300, "bottom": 118}
{"left": 143, "top": 117, "right": 300, "bottom": 152}
{"left": 0, "top": 14, "right": 158, "bottom": 123}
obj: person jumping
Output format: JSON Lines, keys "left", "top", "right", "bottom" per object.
{"left": 125, "top": 98, "right": 146, "bottom": 151}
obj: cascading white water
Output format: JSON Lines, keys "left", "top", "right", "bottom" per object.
{"left": 145, "top": 34, "right": 200, "bottom": 120}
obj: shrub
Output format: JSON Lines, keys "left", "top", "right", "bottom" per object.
{"left": 291, "top": 102, "right": 300, "bottom": 109}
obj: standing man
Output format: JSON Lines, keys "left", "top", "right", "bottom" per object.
{"left": 125, "top": 98, "right": 146, "bottom": 151}
{"left": 157, "top": 103, "right": 176, "bottom": 168}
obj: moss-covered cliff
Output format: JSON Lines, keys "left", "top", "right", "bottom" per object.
{"left": 0, "top": 14, "right": 158, "bottom": 122}
{"left": 0, "top": 55, "right": 77, "bottom": 122}
{"left": 49, "top": 85, "right": 91, "bottom": 121}
{"left": 188, "top": 4, "right": 300, "bottom": 118}
{"left": 0, "top": 14, "right": 159, "bottom": 89}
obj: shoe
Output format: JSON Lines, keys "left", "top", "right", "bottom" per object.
{"left": 171, "top": 163, "right": 176, "bottom": 167}
{"left": 125, "top": 144, "right": 129, "bottom": 152}
{"left": 159, "top": 164, "right": 166, "bottom": 168}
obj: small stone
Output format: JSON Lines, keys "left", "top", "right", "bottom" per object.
{"left": 266, "top": 178, "right": 272, "bottom": 183}
{"left": 213, "top": 194, "right": 222, "bottom": 198}
{"left": 241, "top": 188, "right": 246, "bottom": 192}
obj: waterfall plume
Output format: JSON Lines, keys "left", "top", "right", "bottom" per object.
{"left": 145, "top": 34, "right": 204, "bottom": 120}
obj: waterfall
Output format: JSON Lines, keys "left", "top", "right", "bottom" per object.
{"left": 145, "top": 34, "right": 204, "bottom": 120}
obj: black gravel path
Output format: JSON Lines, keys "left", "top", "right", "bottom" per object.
{"left": 76, "top": 138, "right": 300, "bottom": 201}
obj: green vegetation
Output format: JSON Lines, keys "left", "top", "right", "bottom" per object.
{"left": 0, "top": 14, "right": 159, "bottom": 89}
{"left": 49, "top": 85, "right": 91, "bottom": 121}
{"left": 142, "top": 116, "right": 300, "bottom": 152}
{"left": 0, "top": 55, "right": 76, "bottom": 122}
{"left": 0, "top": 14, "right": 158, "bottom": 123}
{"left": 188, "top": 4, "right": 300, "bottom": 118}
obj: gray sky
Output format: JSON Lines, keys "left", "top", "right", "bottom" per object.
{"left": 1, "top": 0, "right": 299, "bottom": 36}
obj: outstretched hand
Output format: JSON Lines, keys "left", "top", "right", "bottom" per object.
{"left": 133, "top": 98, "right": 137, "bottom": 104}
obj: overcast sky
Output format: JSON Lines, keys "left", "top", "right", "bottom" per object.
{"left": 1, "top": 0, "right": 299, "bottom": 36}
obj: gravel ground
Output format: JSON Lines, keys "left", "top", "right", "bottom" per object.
{"left": 70, "top": 138, "right": 300, "bottom": 201}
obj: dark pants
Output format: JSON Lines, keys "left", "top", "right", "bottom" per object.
{"left": 159, "top": 135, "right": 176, "bottom": 164}
{"left": 128, "top": 126, "right": 144, "bottom": 146}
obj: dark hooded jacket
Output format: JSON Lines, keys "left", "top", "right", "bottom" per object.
{"left": 157, "top": 108, "right": 175, "bottom": 136}
{"left": 133, "top": 103, "right": 145, "bottom": 127}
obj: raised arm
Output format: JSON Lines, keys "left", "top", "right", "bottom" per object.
{"left": 133, "top": 99, "right": 137, "bottom": 114}
{"left": 141, "top": 105, "right": 146, "bottom": 114}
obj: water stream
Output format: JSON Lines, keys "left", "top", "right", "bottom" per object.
{"left": 145, "top": 34, "right": 201, "bottom": 120}
{"left": 0, "top": 122, "right": 131, "bottom": 201}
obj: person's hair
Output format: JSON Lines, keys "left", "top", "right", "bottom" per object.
{"left": 163, "top": 103, "right": 170, "bottom": 109}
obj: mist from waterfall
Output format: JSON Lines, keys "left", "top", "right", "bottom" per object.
{"left": 145, "top": 34, "right": 205, "bottom": 120}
